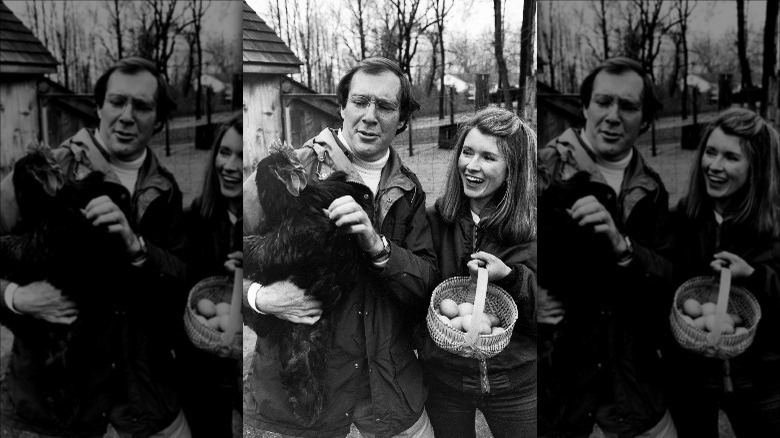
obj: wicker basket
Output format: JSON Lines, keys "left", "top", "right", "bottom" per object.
{"left": 184, "top": 276, "right": 241, "bottom": 359}
{"left": 426, "top": 275, "right": 518, "bottom": 359}
{"left": 670, "top": 275, "right": 761, "bottom": 359}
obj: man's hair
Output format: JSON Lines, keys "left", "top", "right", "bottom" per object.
{"left": 438, "top": 107, "right": 537, "bottom": 243}
{"left": 198, "top": 111, "right": 243, "bottom": 221}
{"left": 684, "top": 107, "right": 780, "bottom": 237}
{"left": 94, "top": 57, "right": 177, "bottom": 132}
{"left": 579, "top": 57, "right": 662, "bottom": 127}
{"left": 336, "top": 57, "right": 420, "bottom": 135}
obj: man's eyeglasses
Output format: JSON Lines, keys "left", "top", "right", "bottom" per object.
{"left": 348, "top": 94, "right": 399, "bottom": 115}
{"left": 106, "top": 94, "right": 156, "bottom": 115}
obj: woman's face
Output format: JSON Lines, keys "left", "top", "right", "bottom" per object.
{"left": 457, "top": 128, "right": 508, "bottom": 214}
{"left": 215, "top": 127, "right": 242, "bottom": 200}
{"left": 701, "top": 127, "right": 750, "bottom": 210}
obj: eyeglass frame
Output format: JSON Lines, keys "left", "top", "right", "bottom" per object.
{"left": 347, "top": 94, "right": 400, "bottom": 116}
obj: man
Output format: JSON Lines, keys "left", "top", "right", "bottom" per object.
{"left": 0, "top": 57, "right": 190, "bottom": 437}
{"left": 537, "top": 57, "right": 676, "bottom": 437}
{"left": 243, "top": 57, "right": 438, "bottom": 438}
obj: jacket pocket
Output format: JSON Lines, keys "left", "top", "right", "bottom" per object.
{"left": 389, "top": 343, "right": 425, "bottom": 414}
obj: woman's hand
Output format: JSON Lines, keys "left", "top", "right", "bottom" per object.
{"left": 710, "top": 251, "right": 755, "bottom": 279}
{"left": 467, "top": 251, "right": 512, "bottom": 282}
{"left": 224, "top": 251, "right": 243, "bottom": 273}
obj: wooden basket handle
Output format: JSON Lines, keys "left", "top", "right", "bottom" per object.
{"left": 465, "top": 267, "right": 488, "bottom": 348}
{"left": 221, "top": 267, "right": 243, "bottom": 345}
{"left": 707, "top": 267, "right": 731, "bottom": 346}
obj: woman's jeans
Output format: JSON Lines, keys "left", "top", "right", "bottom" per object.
{"left": 424, "top": 375, "right": 536, "bottom": 438}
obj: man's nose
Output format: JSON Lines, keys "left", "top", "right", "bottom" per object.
{"left": 605, "top": 102, "right": 620, "bottom": 121}
{"left": 119, "top": 101, "right": 135, "bottom": 122}
{"left": 361, "top": 103, "right": 378, "bottom": 124}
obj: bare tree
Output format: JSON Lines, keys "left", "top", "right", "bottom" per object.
{"left": 761, "top": 0, "right": 779, "bottom": 116}
{"left": 347, "top": 0, "right": 367, "bottom": 60}
{"left": 493, "top": 0, "right": 511, "bottom": 109}
{"left": 593, "top": 0, "right": 610, "bottom": 60}
{"left": 390, "top": 0, "right": 435, "bottom": 81}
{"left": 432, "top": 0, "right": 453, "bottom": 119}
{"left": 186, "top": 0, "right": 209, "bottom": 118}
{"left": 517, "top": 0, "right": 535, "bottom": 117}
{"left": 736, "top": 0, "right": 754, "bottom": 110}
{"left": 674, "top": 0, "right": 694, "bottom": 119}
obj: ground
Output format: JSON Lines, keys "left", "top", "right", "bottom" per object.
{"left": 1, "top": 111, "right": 737, "bottom": 437}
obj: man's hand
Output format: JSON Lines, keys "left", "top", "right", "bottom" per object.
{"left": 13, "top": 281, "right": 79, "bottom": 324}
{"left": 711, "top": 251, "right": 755, "bottom": 279}
{"left": 467, "top": 251, "right": 512, "bottom": 282}
{"left": 83, "top": 195, "right": 140, "bottom": 254}
{"left": 253, "top": 279, "right": 322, "bottom": 325}
{"left": 569, "top": 195, "right": 626, "bottom": 254}
{"left": 224, "top": 251, "right": 243, "bottom": 273}
{"left": 325, "top": 195, "right": 382, "bottom": 255}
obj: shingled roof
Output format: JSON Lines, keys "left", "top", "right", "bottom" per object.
{"left": 243, "top": 1, "right": 301, "bottom": 74}
{"left": 0, "top": 1, "right": 57, "bottom": 74}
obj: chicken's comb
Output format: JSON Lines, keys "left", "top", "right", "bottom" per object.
{"left": 269, "top": 139, "right": 308, "bottom": 197}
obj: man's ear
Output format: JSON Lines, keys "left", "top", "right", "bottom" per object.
{"left": 639, "top": 121, "right": 651, "bottom": 135}
{"left": 340, "top": 106, "right": 346, "bottom": 121}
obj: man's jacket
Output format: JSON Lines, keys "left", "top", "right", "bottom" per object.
{"left": 242, "top": 128, "right": 439, "bottom": 438}
{"left": 538, "top": 128, "right": 674, "bottom": 438}
{"left": 0, "top": 128, "right": 188, "bottom": 437}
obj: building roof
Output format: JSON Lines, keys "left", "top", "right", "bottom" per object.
{"left": 0, "top": 1, "right": 57, "bottom": 74}
{"left": 243, "top": 1, "right": 301, "bottom": 75}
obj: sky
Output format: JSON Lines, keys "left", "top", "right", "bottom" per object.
{"left": 246, "top": 0, "right": 526, "bottom": 37}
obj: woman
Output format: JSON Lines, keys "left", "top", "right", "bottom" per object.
{"left": 666, "top": 108, "right": 780, "bottom": 437}
{"left": 419, "top": 107, "right": 537, "bottom": 438}
{"left": 177, "top": 112, "right": 243, "bottom": 438}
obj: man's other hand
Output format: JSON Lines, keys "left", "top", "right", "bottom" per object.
{"left": 13, "top": 281, "right": 79, "bottom": 324}
{"left": 326, "top": 195, "right": 382, "bottom": 254}
{"left": 256, "top": 280, "right": 322, "bottom": 325}
{"left": 83, "top": 195, "right": 140, "bottom": 254}
{"left": 569, "top": 195, "right": 626, "bottom": 254}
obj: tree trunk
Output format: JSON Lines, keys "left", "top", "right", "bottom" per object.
{"left": 680, "top": 0, "right": 689, "bottom": 120}
{"left": 761, "top": 0, "right": 779, "bottom": 116}
{"left": 600, "top": 0, "right": 609, "bottom": 59}
{"left": 518, "top": 0, "right": 535, "bottom": 116}
{"left": 736, "top": 0, "right": 754, "bottom": 110}
{"left": 493, "top": 0, "right": 511, "bottom": 109}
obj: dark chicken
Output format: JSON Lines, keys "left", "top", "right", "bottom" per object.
{"left": 0, "top": 145, "right": 131, "bottom": 420}
{"left": 244, "top": 143, "right": 372, "bottom": 426}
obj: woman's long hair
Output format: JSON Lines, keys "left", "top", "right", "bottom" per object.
{"left": 684, "top": 108, "right": 780, "bottom": 237}
{"left": 438, "top": 107, "right": 537, "bottom": 243}
{"left": 198, "top": 111, "right": 243, "bottom": 220}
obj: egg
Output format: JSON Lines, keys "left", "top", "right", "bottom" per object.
{"left": 703, "top": 314, "right": 717, "bottom": 332}
{"left": 439, "top": 299, "right": 460, "bottom": 318}
{"left": 195, "top": 314, "right": 208, "bottom": 325}
{"left": 721, "top": 322, "right": 735, "bottom": 335}
{"left": 218, "top": 314, "right": 231, "bottom": 332}
{"left": 681, "top": 315, "right": 695, "bottom": 326}
{"left": 693, "top": 316, "right": 707, "bottom": 331}
{"left": 701, "top": 302, "right": 717, "bottom": 317}
{"left": 457, "top": 302, "right": 474, "bottom": 317}
{"left": 216, "top": 302, "right": 231, "bottom": 316}
{"left": 437, "top": 314, "right": 453, "bottom": 328}
{"left": 735, "top": 327, "right": 749, "bottom": 336}
{"left": 491, "top": 327, "right": 505, "bottom": 335}
{"left": 485, "top": 313, "right": 501, "bottom": 327}
{"left": 206, "top": 316, "right": 220, "bottom": 330}
{"left": 682, "top": 298, "right": 702, "bottom": 318}
{"left": 729, "top": 313, "right": 743, "bottom": 326}
{"left": 450, "top": 316, "right": 464, "bottom": 331}
{"left": 461, "top": 315, "right": 473, "bottom": 332}
{"left": 196, "top": 298, "right": 217, "bottom": 318}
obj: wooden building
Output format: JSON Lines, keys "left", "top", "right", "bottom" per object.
{"left": 0, "top": 1, "right": 57, "bottom": 178}
{"left": 537, "top": 81, "right": 584, "bottom": 147}
{"left": 242, "top": 1, "right": 340, "bottom": 179}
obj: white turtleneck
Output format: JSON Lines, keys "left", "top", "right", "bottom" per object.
{"left": 581, "top": 131, "right": 633, "bottom": 196}
{"left": 338, "top": 129, "right": 389, "bottom": 195}
{"left": 95, "top": 130, "right": 147, "bottom": 196}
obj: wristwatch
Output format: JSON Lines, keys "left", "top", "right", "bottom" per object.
{"left": 130, "top": 235, "right": 148, "bottom": 264}
{"left": 369, "top": 235, "right": 391, "bottom": 263}
{"left": 616, "top": 234, "right": 634, "bottom": 264}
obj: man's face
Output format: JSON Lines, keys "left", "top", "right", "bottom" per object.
{"left": 97, "top": 70, "right": 159, "bottom": 161}
{"left": 340, "top": 70, "right": 405, "bottom": 162}
{"left": 583, "top": 70, "right": 645, "bottom": 162}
